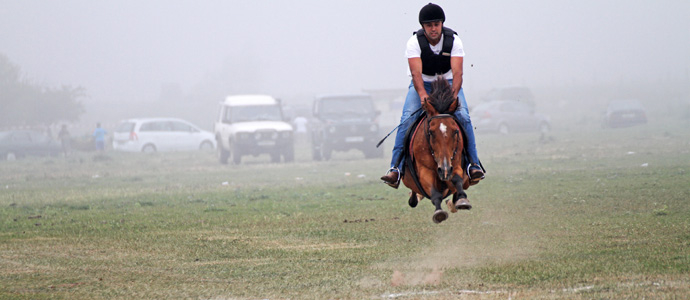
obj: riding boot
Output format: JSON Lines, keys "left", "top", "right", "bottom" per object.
{"left": 467, "top": 163, "right": 484, "bottom": 185}
{"left": 380, "top": 168, "right": 400, "bottom": 189}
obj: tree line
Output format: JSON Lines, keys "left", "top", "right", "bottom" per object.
{"left": 0, "top": 54, "right": 84, "bottom": 128}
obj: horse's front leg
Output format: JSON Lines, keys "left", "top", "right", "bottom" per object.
{"left": 418, "top": 169, "right": 449, "bottom": 224}
{"left": 447, "top": 173, "right": 471, "bottom": 213}
{"left": 429, "top": 188, "right": 448, "bottom": 223}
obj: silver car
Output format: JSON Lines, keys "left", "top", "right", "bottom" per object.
{"left": 113, "top": 118, "right": 216, "bottom": 153}
{"left": 0, "top": 130, "right": 60, "bottom": 160}
{"left": 472, "top": 101, "right": 551, "bottom": 134}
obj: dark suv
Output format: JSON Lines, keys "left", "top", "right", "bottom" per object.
{"left": 310, "top": 94, "right": 383, "bottom": 160}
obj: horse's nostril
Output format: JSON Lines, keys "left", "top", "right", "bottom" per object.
{"left": 437, "top": 167, "right": 451, "bottom": 180}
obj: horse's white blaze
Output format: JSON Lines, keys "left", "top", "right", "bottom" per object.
{"left": 439, "top": 123, "right": 447, "bottom": 136}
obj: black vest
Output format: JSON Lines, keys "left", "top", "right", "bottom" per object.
{"left": 414, "top": 27, "right": 457, "bottom": 76}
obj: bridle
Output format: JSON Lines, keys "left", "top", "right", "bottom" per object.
{"left": 425, "top": 114, "right": 460, "bottom": 162}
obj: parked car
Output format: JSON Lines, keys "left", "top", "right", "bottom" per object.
{"left": 310, "top": 93, "right": 383, "bottom": 160}
{"left": 112, "top": 118, "right": 216, "bottom": 153}
{"left": 214, "top": 94, "right": 294, "bottom": 164}
{"left": 481, "top": 85, "right": 535, "bottom": 107}
{"left": 472, "top": 100, "right": 551, "bottom": 134}
{"left": 603, "top": 99, "right": 647, "bottom": 128}
{"left": 0, "top": 130, "right": 60, "bottom": 160}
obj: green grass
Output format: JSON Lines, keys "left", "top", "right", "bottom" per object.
{"left": 1, "top": 120, "right": 689, "bottom": 299}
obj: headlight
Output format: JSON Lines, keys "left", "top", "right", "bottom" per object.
{"left": 254, "top": 132, "right": 262, "bottom": 140}
{"left": 238, "top": 132, "right": 251, "bottom": 139}
{"left": 281, "top": 131, "right": 292, "bottom": 138}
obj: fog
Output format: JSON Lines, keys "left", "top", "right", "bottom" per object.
{"left": 1, "top": 0, "right": 689, "bottom": 132}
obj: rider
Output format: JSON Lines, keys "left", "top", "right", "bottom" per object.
{"left": 381, "top": 3, "right": 484, "bottom": 189}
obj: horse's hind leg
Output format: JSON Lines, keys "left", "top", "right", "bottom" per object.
{"left": 448, "top": 174, "right": 471, "bottom": 211}
{"left": 408, "top": 192, "right": 422, "bottom": 208}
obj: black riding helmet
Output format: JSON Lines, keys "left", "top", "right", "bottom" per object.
{"left": 419, "top": 3, "right": 445, "bottom": 24}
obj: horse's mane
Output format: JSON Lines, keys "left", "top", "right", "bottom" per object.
{"left": 428, "top": 76, "right": 455, "bottom": 114}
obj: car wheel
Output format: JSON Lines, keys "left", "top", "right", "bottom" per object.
{"left": 270, "top": 152, "right": 281, "bottom": 163}
{"left": 311, "top": 135, "right": 322, "bottom": 161}
{"left": 231, "top": 144, "right": 241, "bottom": 165}
{"left": 142, "top": 144, "right": 157, "bottom": 153}
{"left": 322, "top": 143, "right": 332, "bottom": 161}
{"left": 283, "top": 145, "right": 294, "bottom": 163}
{"left": 218, "top": 145, "right": 229, "bottom": 164}
{"left": 312, "top": 145, "right": 322, "bottom": 161}
{"left": 199, "top": 141, "right": 214, "bottom": 151}
{"left": 498, "top": 123, "right": 509, "bottom": 135}
{"left": 6, "top": 152, "right": 17, "bottom": 161}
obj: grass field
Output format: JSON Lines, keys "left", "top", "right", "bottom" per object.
{"left": 1, "top": 120, "right": 689, "bottom": 299}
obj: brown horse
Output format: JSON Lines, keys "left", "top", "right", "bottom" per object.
{"left": 401, "top": 76, "right": 471, "bottom": 224}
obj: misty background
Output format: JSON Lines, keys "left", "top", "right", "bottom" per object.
{"left": 1, "top": 0, "right": 689, "bottom": 133}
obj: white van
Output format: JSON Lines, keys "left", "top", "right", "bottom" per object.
{"left": 214, "top": 95, "right": 294, "bottom": 164}
{"left": 112, "top": 118, "right": 216, "bottom": 152}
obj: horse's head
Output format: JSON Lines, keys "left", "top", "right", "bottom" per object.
{"left": 423, "top": 76, "right": 462, "bottom": 181}
{"left": 426, "top": 114, "right": 461, "bottom": 181}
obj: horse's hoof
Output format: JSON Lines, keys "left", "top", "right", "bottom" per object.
{"left": 455, "top": 198, "right": 472, "bottom": 210}
{"left": 446, "top": 199, "right": 457, "bottom": 213}
{"left": 408, "top": 193, "right": 418, "bottom": 208}
{"left": 432, "top": 210, "right": 448, "bottom": 224}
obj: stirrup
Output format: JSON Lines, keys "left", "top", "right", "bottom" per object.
{"left": 386, "top": 167, "right": 401, "bottom": 182}
{"left": 467, "top": 163, "right": 485, "bottom": 180}
{"left": 383, "top": 167, "right": 401, "bottom": 188}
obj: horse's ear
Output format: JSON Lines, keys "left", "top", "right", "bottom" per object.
{"left": 448, "top": 96, "right": 459, "bottom": 112}
{"left": 423, "top": 96, "right": 437, "bottom": 115}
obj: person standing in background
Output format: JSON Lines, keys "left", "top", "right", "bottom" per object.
{"left": 93, "top": 122, "right": 107, "bottom": 152}
{"left": 57, "top": 124, "right": 71, "bottom": 156}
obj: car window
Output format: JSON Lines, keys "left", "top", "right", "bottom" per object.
{"left": 140, "top": 121, "right": 169, "bottom": 132}
{"left": 222, "top": 107, "right": 232, "bottom": 123}
{"left": 608, "top": 100, "right": 644, "bottom": 111}
{"left": 115, "top": 122, "right": 136, "bottom": 133}
{"left": 11, "top": 132, "right": 32, "bottom": 142}
{"left": 512, "top": 103, "right": 532, "bottom": 114}
{"left": 30, "top": 132, "right": 50, "bottom": 142}
{"left": 170, "top": 121, "right": 192, "bottom": 132}
{"left": 230, "top": 105, "right": 283, "bottom": 122}
{"left": 319, "top": 97, "right": 374, "bottom": 115}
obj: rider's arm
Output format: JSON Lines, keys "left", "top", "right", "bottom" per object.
{"left": 450, "top": 56, "right": 463, "bottom": 99}
{"left": 408, "top": 57, "right": 429, "bottom": 104}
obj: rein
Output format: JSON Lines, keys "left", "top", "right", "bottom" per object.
{"left": 425, "top": 114, "right": 460, "bottom": 162}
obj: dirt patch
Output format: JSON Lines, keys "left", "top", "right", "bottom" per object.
{"left": 372, "top": 208, "right": 541, "bottom": 287}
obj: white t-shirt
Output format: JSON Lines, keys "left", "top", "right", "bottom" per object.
{"left": 406, "top": 32, "right": 465, "bottom": 82}
{"left": 293, "top": 116, "right": 308, "bottom": 133}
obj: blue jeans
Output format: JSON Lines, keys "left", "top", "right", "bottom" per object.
{"left": 390, "top": 80, "right": 479, "bottom": 171}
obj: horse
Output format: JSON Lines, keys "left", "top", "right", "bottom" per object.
{"left": 401, "top": 76, "right": 471, "bottom": 224}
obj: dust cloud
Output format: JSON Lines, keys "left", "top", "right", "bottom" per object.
{"left": 367, "top": 206, "right": 540, "bottom": 288}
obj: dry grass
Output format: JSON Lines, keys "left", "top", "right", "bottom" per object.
{"left": 1, "top": 120, "right": 689, "bottom": 299}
